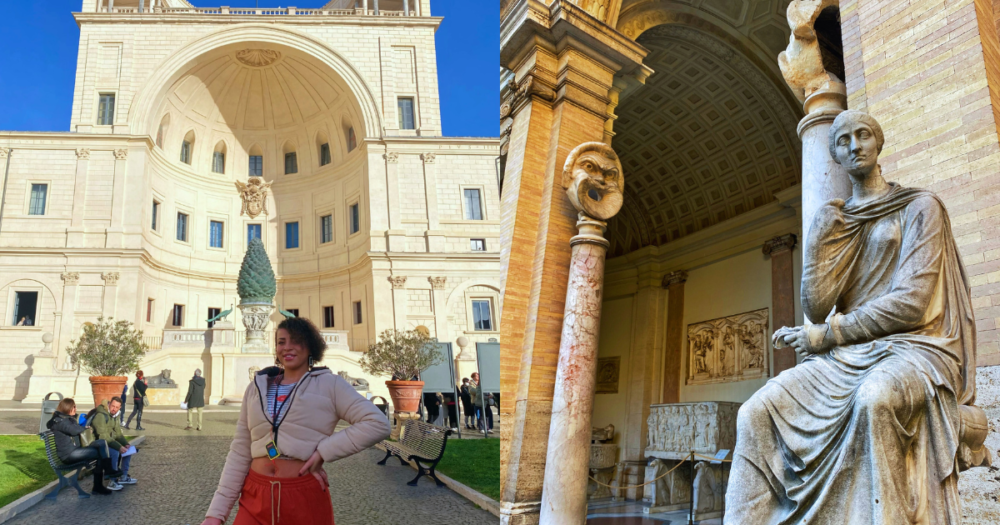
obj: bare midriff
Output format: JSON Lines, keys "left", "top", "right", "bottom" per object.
{"left": 250, "top": 457, "right": 308, "bottom": 478}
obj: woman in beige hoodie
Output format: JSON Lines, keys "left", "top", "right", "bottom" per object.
{"left": 201, "top": 317, "right": 390, "bottom": 525}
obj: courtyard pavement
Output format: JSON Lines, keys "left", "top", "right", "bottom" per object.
{"left": 2, "top": 409, "right": 496, "bottom": 525}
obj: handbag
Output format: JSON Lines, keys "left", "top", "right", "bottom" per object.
{"left": 142, "top": 395, "right": 149, "bottom": 407}
{"left": 180, "top": 402, "right": 188, "bottom": 409}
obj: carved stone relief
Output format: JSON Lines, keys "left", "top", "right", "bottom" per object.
{"left": 686, "top": 308, "right": 769, "bottom": 385}
{"left": 595, "top": 356, "right": 620, "bottom": 394}
{"left": 644, "top": 402, "right": 740, "bottom": 459}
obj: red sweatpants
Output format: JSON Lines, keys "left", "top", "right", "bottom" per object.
{"left": 233, "top": 469, "right": 335, "bottom": 525}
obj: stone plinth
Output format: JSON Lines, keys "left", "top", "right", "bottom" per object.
{"left": 239, "top": 302, "right": 273, "bottom": 354}
{"left": 146, "top": 386, "right": 181, "bottom": 406}
{"left": 588, "top": 443, "right": 618, "bottom": 500}
{"left": 644, "top": 402, "right": 740, "bottom": 460}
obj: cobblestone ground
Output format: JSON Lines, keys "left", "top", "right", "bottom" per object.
{"left": 5, "top": 412, "right": 495, "bottom": 525}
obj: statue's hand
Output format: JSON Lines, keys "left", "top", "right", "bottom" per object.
{"left": 773, "top": 324, "right": 834, "bottom": 356}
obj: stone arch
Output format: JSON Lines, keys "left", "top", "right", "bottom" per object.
{"left": 127, "top": 24, "right": 384, "bottom": 141}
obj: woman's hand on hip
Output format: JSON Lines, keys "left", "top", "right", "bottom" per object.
{"left": 200, "top": 518, "right": 223, "bottom": 525}
{"left": 299, "top": 450, "right": 328, "bottom": 491}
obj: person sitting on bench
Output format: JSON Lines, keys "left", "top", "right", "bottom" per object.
{"left": 47, "top": 398, "right": 124, "bottom": 495}
{"left": 91, "top": 396, "right": 137, "bottom": 487}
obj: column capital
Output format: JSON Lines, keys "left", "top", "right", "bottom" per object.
{"left": 75, "top": 148, "right": 90, "bottom": 160}
{"left": 428, "top": 276, "right": 447, "bottom": 290}
{"left": 420, "top": 152, "right": 436, "bottom": 164}
{"left": 662, "top": 271, "right": 688, "bottom": 288}
{"left": 101, "top": 272, "right": 120, "bottom": 286}
{"left": 0, "top": 148, "right": 9, "bottom": 158}
{"left": 763, "top": 234, "right": 798, "bottom": 256}
{"left": 384, "top": 152, "right": 399, "bottom": 163}
{"left": 61, "top": 272, "right": 80, "bottom": 285}
{"left": 388, "top": 275, "right": 407, "bottom": 289}
{"left": 113, "top": 149, "right": 128, "bottom": 160}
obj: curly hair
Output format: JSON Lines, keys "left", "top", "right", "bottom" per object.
{"left": 275, "top": 316, "right": 327, "bottom": 366}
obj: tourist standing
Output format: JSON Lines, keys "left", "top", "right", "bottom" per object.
{"left": 124, "top": 371, "right": 147, "bottom": 431}
{"left": 184, "top": 369, "right": 206, "bottom": 431}
{"left": 119, "top": 383, "right": 128, "bottom": 425}
{"left": 470, "top": 373, "right": 483, "bottom": 430}
{"left": 423, "top": 392, "right": 440, "bottom": 424}
{"left": 200, "top": 317, "right": 390, "bottom": 525}
{"left": 460, "top": 378, "right": 474, "bottom": 429}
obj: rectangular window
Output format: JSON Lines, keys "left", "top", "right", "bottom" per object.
{"left": 472, "top": 300, "right": 493, "bottom": 331}
{"left": 151, "top": 200, "right": 160, "bottom": 230}
{"left": 97, "top": 93, "right": 115, "bottom": 125}
{"left": 323, "top": 306, "right": 335, "bottom": 328}
{"left": 180, "top": 141, "right": 192, "bottom": 164}
{"left": 353, "top": 301, "right": 363, "bottom": 325}
{"left": 247, "top": 224, "right": 261, "bottom": 245}
{"left": 28, "top": 184, "right": 48, "bottom": 215}
{"left": 397, "top": 97, "right": 415, "bottom": 130}
{"left": 287, "top": 309, "right": 300, "bottom": 317}
{"left": 320, "top": 215, "right": 333, "bottom": 244}
{"left": 349, "top": 203, "right": 360, "bottom": 234}
{"left": 464, "top": 189, "right": 483, "bottom": 220}
{"left": 320, "top": 143, "right": 331, "bottom": 166}
{"left": 212, "top": 152, "right": 225, "bottom": 174}
{"left": 146, "top": 298, "right": 154, "bottom": 323}
{"left": 285, "top": 152, "right": 298, "bottom": 174}
{"left": 471, "top": 239, "right": 486, "bottom": 251}
{"left": 249, "top": 155, "right": 263, "bottom": 176}
{"left": 176, "top": 212, "right": 188, "bottom": 242}
{"left": 210, "top": 220, "right": 224, "bottom": 248}
{"left": 12, "top": 291, "right": 38, "bottom": 326}
{"left": 172, "top": 304, "right": 184, "bottom": 327}
{"left": 285, "top": 221, "right": 299, "bottom": 249}
{"left": 207, "top": 307, "right": 221, "bottom": 328}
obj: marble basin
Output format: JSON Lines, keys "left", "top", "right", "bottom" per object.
{"left": 590, "top": 443, "right": 618, "bottom": 470}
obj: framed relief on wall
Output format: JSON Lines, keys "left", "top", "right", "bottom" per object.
{"left": 595, "top": 356, "right": 620, "bottom": 394}
{"left": 686, "top": 308, "right": 769, "bottom": 386}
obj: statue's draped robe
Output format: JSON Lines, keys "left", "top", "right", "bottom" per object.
{"left": 726, "top": 184, "right": 976, "bottom": 524}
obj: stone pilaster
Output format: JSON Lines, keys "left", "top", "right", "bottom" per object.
{"left": 57, "top": 272, "right": 81, "bottom": 368}
{"left": 101, "top": 272, "right": 120, "bottom": 318}
{"left": 388, "top": 276, "right": 408, "bottom": 330}
{"left": 421, "top": 153, "right": 445, "bottom": 252}
{"left": 621, "top": 268, "right": 667, "bottom": 463}
{"left": 68, "top": 148, "right": 91, "bottom": 247}
{"left": 498, "top": 2, "right": 647, "bottom": 522}
{"left": 661, "top": 270, "right": 688, "bottom": 404}
{"left": 428, "top": 277, "right": 448, "bottom": 341}
{"left": 107, "top": 149, "right": 129, "bottom": 248}
{"left": 763, "top": 234, "right": 798, "bottom": 374}
{"left": 384, "top": 152, "right": 405, "bottom": 252}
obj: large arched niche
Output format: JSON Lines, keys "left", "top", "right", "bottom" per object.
{"left": 606, "top": 21, "right": 803, "bottom": 257}
{"left": 129, "top": 25, "right": 382, "bottom": 147}
{"left": 142, "top": 38, "right": 370, "bottom": 181}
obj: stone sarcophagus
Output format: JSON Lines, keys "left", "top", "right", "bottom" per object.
{"left": 642, "top": 402, "right": 740, "bottom": 519}
{"left": 645, "top": 402, "right": 740, "bottom": 460}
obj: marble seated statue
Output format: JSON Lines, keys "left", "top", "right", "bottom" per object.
{"left": 725, "top": 110, "right": 990, "bottom": 524}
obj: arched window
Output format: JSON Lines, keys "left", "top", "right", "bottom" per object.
{"left": 212, "top": 141, "right": 227, "bottom": 174}
{"left": 180, "top": 130, "right": 195, "bottom": 165}
{"left": 248, "top": 144, "right": 264, "bottom": 177}
{"left": 347, "top": 127, "right": 357, "bottom": 153}
{"left": 156, "top": 114, "right": 170, "bottom": 149}
{"left": 316, "top": 131, "right": 331, "bottom": 167}
{"left": 283, "top": 142, "right": 298, "bottom": 175}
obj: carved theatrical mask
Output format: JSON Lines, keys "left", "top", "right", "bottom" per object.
{"left": 561, "top": 142, "right": 624, "bottom": 220}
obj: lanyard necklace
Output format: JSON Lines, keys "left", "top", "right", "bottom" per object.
{"left": 261, "top": 372, "right": 305, "bottom": 458}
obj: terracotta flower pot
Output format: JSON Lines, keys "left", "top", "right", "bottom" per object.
{"left": 89, "top": 376, "right": 128, "bottom": 407}
{"left": 385, "top": 380, "right": 424, "bottom": 413}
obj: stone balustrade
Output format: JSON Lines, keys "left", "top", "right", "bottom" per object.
{"left": 161, "top": 328, "right": 209, "bottom": 348}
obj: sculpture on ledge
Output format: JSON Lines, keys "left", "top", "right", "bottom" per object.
{"left": 726, "top": 110, "right": 990, "bottom": 524}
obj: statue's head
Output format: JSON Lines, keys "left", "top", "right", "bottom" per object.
{"left": 829, "top": 110, "right": 884, "bottom": 177}
{"left": 561, "top": 142, "right": 624, "bottom": 220}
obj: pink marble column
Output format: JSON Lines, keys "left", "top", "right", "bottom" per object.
{"left": 539, "top": 215, "right": 610, "bottom": 524}
{"left": 539, "top": 142, "right": 625, "bottom": 524}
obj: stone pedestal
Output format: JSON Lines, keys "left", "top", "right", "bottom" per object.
{"left": 392, "top": 411, "right": 420, "bottom": 440}
{"left": 588, "top": 443, "right": 618, "bottom": 500}
{"left": 146, "top": 387, "right": 180, "bottom": 406}
{"left": 239, "top": 302, "right": 273, "bottom": 354}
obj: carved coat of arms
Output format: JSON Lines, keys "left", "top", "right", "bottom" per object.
{"left": 235, "top": 177, "right": 273, "bottom": 219}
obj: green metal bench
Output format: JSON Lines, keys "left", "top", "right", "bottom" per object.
{"left": 39, "top": 430, "right": 94, "bottom": 499}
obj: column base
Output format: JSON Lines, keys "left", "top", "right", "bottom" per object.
{"left": 500, "top": 500, "right": 541, "bottom": 525}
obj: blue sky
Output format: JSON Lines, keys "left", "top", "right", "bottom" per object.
{"left": 0, "top": 1, "right": 497, "bottom": 137}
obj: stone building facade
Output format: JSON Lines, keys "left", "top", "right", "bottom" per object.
{"left": 500, "top": 0, "right": 1000, "bottom": 522}
{"left": 0, "top": 0, "right": 500, "bottom": 404}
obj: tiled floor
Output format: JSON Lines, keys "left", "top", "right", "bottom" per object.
{"left": 587, "top": 499, "right": 723, "bottom": 525}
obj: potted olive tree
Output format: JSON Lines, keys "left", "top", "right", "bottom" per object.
{"left": 360, "top": 329, "right": 443, "bottom": 413}
{"left": 66, "top": 317, "right": 148, "bottom": 407}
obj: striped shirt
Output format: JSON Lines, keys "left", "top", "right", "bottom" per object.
{"left": 266, "top": 381, "right": 297, "bottom": 423}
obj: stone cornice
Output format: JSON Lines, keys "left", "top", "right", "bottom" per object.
{"left": 0, "top": 131, "right": 153, "bottom": 147}
{"left": 73, "top": 13, "right": 443, "bottom": 29}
